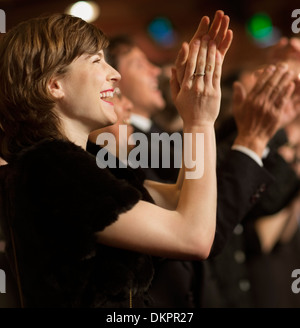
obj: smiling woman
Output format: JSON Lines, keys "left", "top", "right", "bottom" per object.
{"left": 0, "top": 11, "right": 233, "bottom": 307}
{"left": 52, "top": 50, "right": 121, "bottom": 141}
{"left": 0, "top": 14, "right": 110, "bottom": 162}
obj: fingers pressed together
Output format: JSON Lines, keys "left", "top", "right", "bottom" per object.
{"left": 249, "top": 63, "right": 295, "bottom": 110}
{"left": 175, "top": 10, "right": 233, "bottom": 87}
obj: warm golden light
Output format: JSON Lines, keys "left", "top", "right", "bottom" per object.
{"left": 65, "top": 1, "right": 100, "bottom": 23}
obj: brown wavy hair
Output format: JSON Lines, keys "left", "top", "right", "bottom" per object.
{"left": 0, "top": 13, "right": 108, "bottom": 162}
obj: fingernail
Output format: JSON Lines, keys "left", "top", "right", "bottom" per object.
{"left": 277, "top": 62, "right": 288, "bottom": 70}
{"left": 267, "top": 65, "right": 276, "bottom": 72}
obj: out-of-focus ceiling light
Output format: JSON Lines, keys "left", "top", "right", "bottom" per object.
{"left": 246, "top": 12, "right": 281, "bottom": 47}
{"left": 147, "top": 17, "right": 177, "bottom": 48}
{"left": 65, "top": 1, "right": 100, "bottom": 23}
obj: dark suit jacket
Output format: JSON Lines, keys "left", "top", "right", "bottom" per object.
{"left": 131, "top": 122, "right": 181, "bottom": 183}
{"left": 200, "top": 118, "right": 300, "bottom": 308}
{"left": 148, "top": 148, "right": 274, "bottom": 307}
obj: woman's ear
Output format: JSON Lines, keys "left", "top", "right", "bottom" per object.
{"left": 48, "top": 76, "right": 64, "bottom": 99}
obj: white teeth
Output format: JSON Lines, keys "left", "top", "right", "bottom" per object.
{"left": 123, "top": 118, "right": 130, "bottom": 125}
{"left": 100, "top": 91, "right": 114, "bottom": 99}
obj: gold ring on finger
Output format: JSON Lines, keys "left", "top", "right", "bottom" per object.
{"left": 193, "top": 72, "right": 206, "bottom": 77}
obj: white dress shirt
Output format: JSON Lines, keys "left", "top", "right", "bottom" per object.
{"left": 130, "top": 114, "right": 152, "bottom": 133}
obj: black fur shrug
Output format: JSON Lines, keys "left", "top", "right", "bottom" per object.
{"left": 0, "top": 139, "right": 154, "bottom": 307}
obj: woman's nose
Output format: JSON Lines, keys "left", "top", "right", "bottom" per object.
{"left": 107, "top": 64, "right": 121, "bottom": 83}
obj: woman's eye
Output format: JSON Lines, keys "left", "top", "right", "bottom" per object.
{"left": 93, "top": 58, "right": 101, "bottom": 63}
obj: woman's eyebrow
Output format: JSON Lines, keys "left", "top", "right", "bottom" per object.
{"left": 85, "top": 51, "right": 103, "bottom": 59}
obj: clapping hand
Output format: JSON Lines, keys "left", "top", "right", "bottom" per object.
{"left": 233, "top": 63, "right": 296, "bottom": 156}
{"left": 170, "top": 10, "right": 233, "bottom": 127}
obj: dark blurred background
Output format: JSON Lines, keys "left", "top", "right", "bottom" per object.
{"left": 0, "top": 0, "right": 300, "bottom": 77}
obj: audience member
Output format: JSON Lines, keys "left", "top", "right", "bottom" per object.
{"left": 0, "top": 11, "right": 232, "bottom": 307}
{"left": 200, "top": 38, "right": 300, "bottom": 308}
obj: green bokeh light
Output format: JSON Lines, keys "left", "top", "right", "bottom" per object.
{"left": 247, "top": 13, "right": 273, "bottom": 39}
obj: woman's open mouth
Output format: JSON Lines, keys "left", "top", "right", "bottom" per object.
{"left": 100, "top": 89, "right": 114, "bottom": 105}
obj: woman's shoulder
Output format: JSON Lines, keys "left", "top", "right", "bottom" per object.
{"left": 8, "top": 139, "right": 142, "bottom": 230}
{"left": 1, "top": 139, "right": 89, "bottom": 186}
{"left": 14, "top": 138, "right": 90, "bottom": 164}
{"left": 12, "top": 138, "right": 113, "bottom": 184}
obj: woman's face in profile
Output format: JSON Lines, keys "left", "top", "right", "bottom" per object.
{"left": 53, "top": 50, "right": 121, "bottom": 132}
